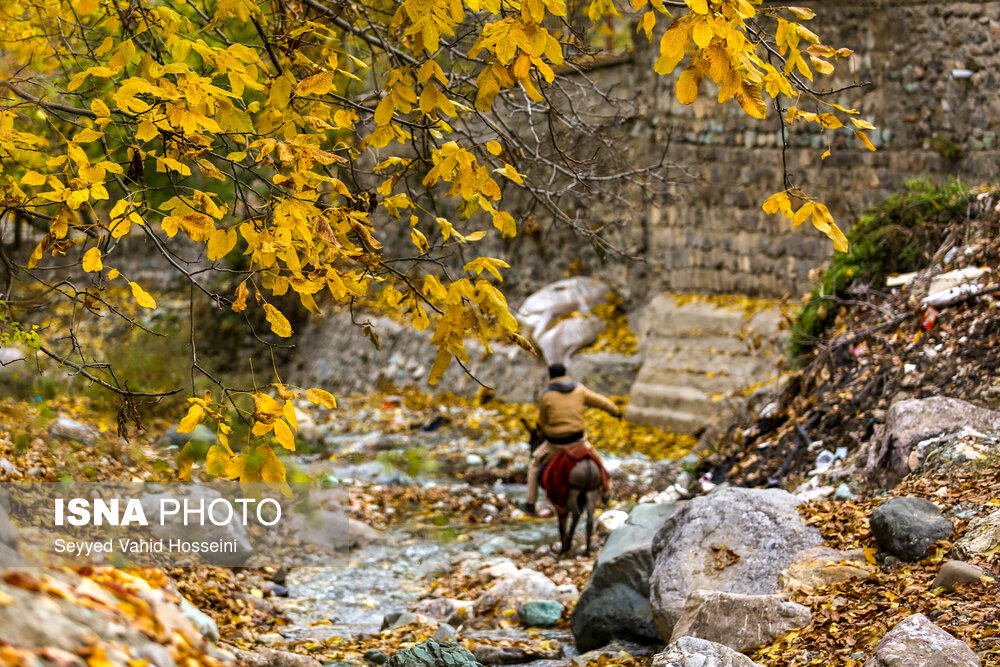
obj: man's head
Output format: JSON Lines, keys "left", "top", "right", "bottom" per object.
{"left": 548, "top": 363, "right": 567, "bottom": 379}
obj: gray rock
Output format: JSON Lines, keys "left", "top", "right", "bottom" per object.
{"left": 834, "top": 484, "right": 856, "bottom": 501}
{"left": 0, "top": 457, "right": 20, "bottom": 477}
{"left": 866, "top": 397, "right": 1000, "bottom": 488}
{"left": 230, "top": 647, "right": 323, "bottom": 667}
{"left": 479, "top": 536, "right": 517, "bottom": 555}
{"left": 138, "top": 486, "right": 253, "bottom": 567}
{"left": 365, "top": 650, "right": 389, "bottom": 665}
{"left": 381, "top": 611, "right": 422, "bottom": 630}
{"left": 177, "top": 595, "right": 220, "bottom": 642}
{"left": 385, "top": 640, "right": 480, "bottom": 667}
{"left": 930, "top": 560, "right": 986, "bottom": 592}
{"left": 473, "top": 642, "right": 561, "bottom": 665}
{"left": 952, "top": 509, "right": 1000, "bottom": 559}
{"left": 651, "top": 636, "right": 764, "bottom": 667}
{"left": 649, "top": 488, "right": 822, "bottom": 640}
{"left": 517, "top": 600, "right": 564, "bottom": 627}
{"left": 864, "top": 613, "right": 980, "bottom": 666}
{"left": 158, "top": 424, "right": 218, "bottom": 450}
{"left": 595, "top": 510, "right": 629, "bottom": 535}
{"left": 0, "top": 504, "right": 18, "bottom": 549}
{"left": 571, "top": 502, "right": 680, "bottom": 652}
{"left": 567, "top": 352, "right": 642, "bottom": 397}
{"left": 412, "top": 598, "right": 475, "bottom": 625}
{"left": 669, "top": 591, "right": 812, "bottom": 651}
{"left": 134, "top": 643, "right": 177, "bottom": 667}
{"left": 869, "top": 497, "right": 953, "bottom": 562}
{"left": 474, "top": 568, "right": 574, "bottom": 615}
{"left": 48, "top": 417, "right": 99, "bottom": 446}
{"left": 433, "top": 623, "right": 457, "bottom": 642}
{"left": 779, "top": 546, "right": 872, "bottom": 593}
{"left": 291, "top": 509, "right": 383, "bottom": 551}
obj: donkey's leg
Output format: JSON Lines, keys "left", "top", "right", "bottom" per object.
{"left": 557, "top": 510, "right": 569, "bottom": 553}
{"left": 563, "top": 489, "right": 582, "bottom": 555}
{"left": 584, "top": 490, "right": 599, "bottom": 556}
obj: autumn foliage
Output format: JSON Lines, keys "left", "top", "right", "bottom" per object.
{"left": 0, "top": 0, "right": 870, "bottom": 484}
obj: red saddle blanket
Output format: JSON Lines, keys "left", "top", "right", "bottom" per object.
{"left": 540, "top": 443, "right": 610, "bottom": 508}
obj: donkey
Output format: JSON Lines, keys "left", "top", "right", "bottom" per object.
{"left": 521, "top": 419, "right": 604, "bottom": 556}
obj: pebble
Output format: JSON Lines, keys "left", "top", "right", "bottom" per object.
{"left": 433, "top": 623, "right": 458, "bottom": 642}
{"left": 931, "top": 560, "right": 986, "bottom": 592}
{"left": 363, "top": 649, "right": 388, "bottom": 665}
{"left": 834, "top": 483, "right": 856, "bottom": 501}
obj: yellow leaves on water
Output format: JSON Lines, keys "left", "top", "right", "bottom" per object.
{"left": 264, "top": 303, "right": 292, "bottom": 337}
{"left": 128, "top": 281, "right": 156, "bottom": 309}
{"left": 82, "top": 247, "right": 103, "bottom": 273}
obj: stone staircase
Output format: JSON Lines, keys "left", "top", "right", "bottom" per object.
{"left": 626, "top": 294, "right": 784, "bottom": 433}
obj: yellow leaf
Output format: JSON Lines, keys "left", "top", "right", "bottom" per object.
{"left": 305, "top": 387, "right": 336, "bottom": 408}
{"left": 252, "top": 420, "right": 274, "bottom": 436}
{"left": 74, "top": 128, "right": 104, "bottom": 143}
{"left": 792, "top": 202, "right": 813, "bottom": 227}
{"left": 264, "top": 304, "right": 293, "bottom": 337}
{"left": 821, "top": 149, "right": 831, "bottom": 160}
{"left": 810, "top": 56, "right": 834, "bottom": 75}
{"left": 107, "top": 268, "right": 120, "bottom": 280}
{"left": 273, "top": 419, "right": 295, "bottom": 451}
{"left": 282, "top": 400, "right": 298, "bottom": 429}
{"left": 854, "top": 130, "right": 876, "bottom": 151}
{"left": 232, "top": 281, "right": 249, "bottom": 312}
{"left": 761, "top": 191, "right": 789, "bottom": 215}
{"left": 486, "top": 140, "right": 503, "bottom": 155}
{"left": 82, "top": 247, "right": 103, "bottom": 272}
{"left": 428, "top": 348, "right": 451, "bottom": 386}
{"left": 692, "top": 22, "right": 713, "bottom": 49}
{"left": 136, "top": 120, "right": 158, "bottom": 142}
{"left": 178, "top": 405, "right": 204, "bottom": 434}
{"left": 685, "top": 0, "right": 707, "bottom": 14}
{"left": 851, "top": 117, "right": 876, "bottom": 130}
{"left": 129, "top": 281, "right": 157, "bottom": 309}
{"left": 259, "top": 445, "right": 291, "bottom": 497}
{"left": 676, "top": 67, "right": 702, "bottom": 105}
{"left": 207, "top": 228, "right": 236, "bottom": 260}
{"left": 21, "top": 171, "right": 46, "bottom": 187}
{"left": 296, "top": 71, "right": 335, "bottom": 97}
{"left": 91, "top": 99, "right": 111, "bottom": 117}
{"left": 787, "top": 6, "right": 816, "bottom": 19}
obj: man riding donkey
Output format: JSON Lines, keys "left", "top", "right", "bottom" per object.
{"left": 519, "top": 363, "right": 618, "bottom": 553}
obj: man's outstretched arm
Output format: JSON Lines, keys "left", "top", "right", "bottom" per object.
{"left": 582, "top": 387, "right": 621, "bottom": 418}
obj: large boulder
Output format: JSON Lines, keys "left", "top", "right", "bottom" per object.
{"left": 651, "top": 637, "right": 764, "bottom": 667}
{"left": 515, "top": 277, "right": 611, "bottom": 339}
{"left": 649, "top": 487, "right": 822, "bottom": 640}
{"left": 571, "top": 502, "right": 680, "bottom": 652}
{"left": 567, "top": 352, "right": 642, "bottom": 398}
{"left": 48, "top": 417, "right": 99, "bottom": 446}
{"left": 952, "top": 509, "right": 1000, "bottom": 560}
{"left": 869, "top": 497, "right": 953, "bottom": 562}
{"left": 535, "top": 315, "right": 604, "bottom": 365}
{"left": 865, "top": 397, "right": 1000, "bottom": 488}
{"left": 863, "top": 613, "right": 980, "bottom": 667}
{"left": 669, "top": 591, "right": 812, "bottom": 652}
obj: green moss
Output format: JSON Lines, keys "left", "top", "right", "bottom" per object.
{"left": 789, "top": 179, "right": 972, "bottom": 361}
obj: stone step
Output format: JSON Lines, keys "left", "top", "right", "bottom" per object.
{"left": 627, "top": 293, "right": 784, "bottom": 434}
{"left": 624, "top": 404, "right": 711, "bottom": 434}
{"left": 629, "top": 368, "right": 746, "bottom": 395}
{"left": 627, "top": 382, "right": 722, "bottom": 419}
{"left": 636, "top": 351, "right": 768, "bottom": 381}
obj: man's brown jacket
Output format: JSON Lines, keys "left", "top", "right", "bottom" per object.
{"left": 538, "top": 376, "right": 621, "bottom": 440}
